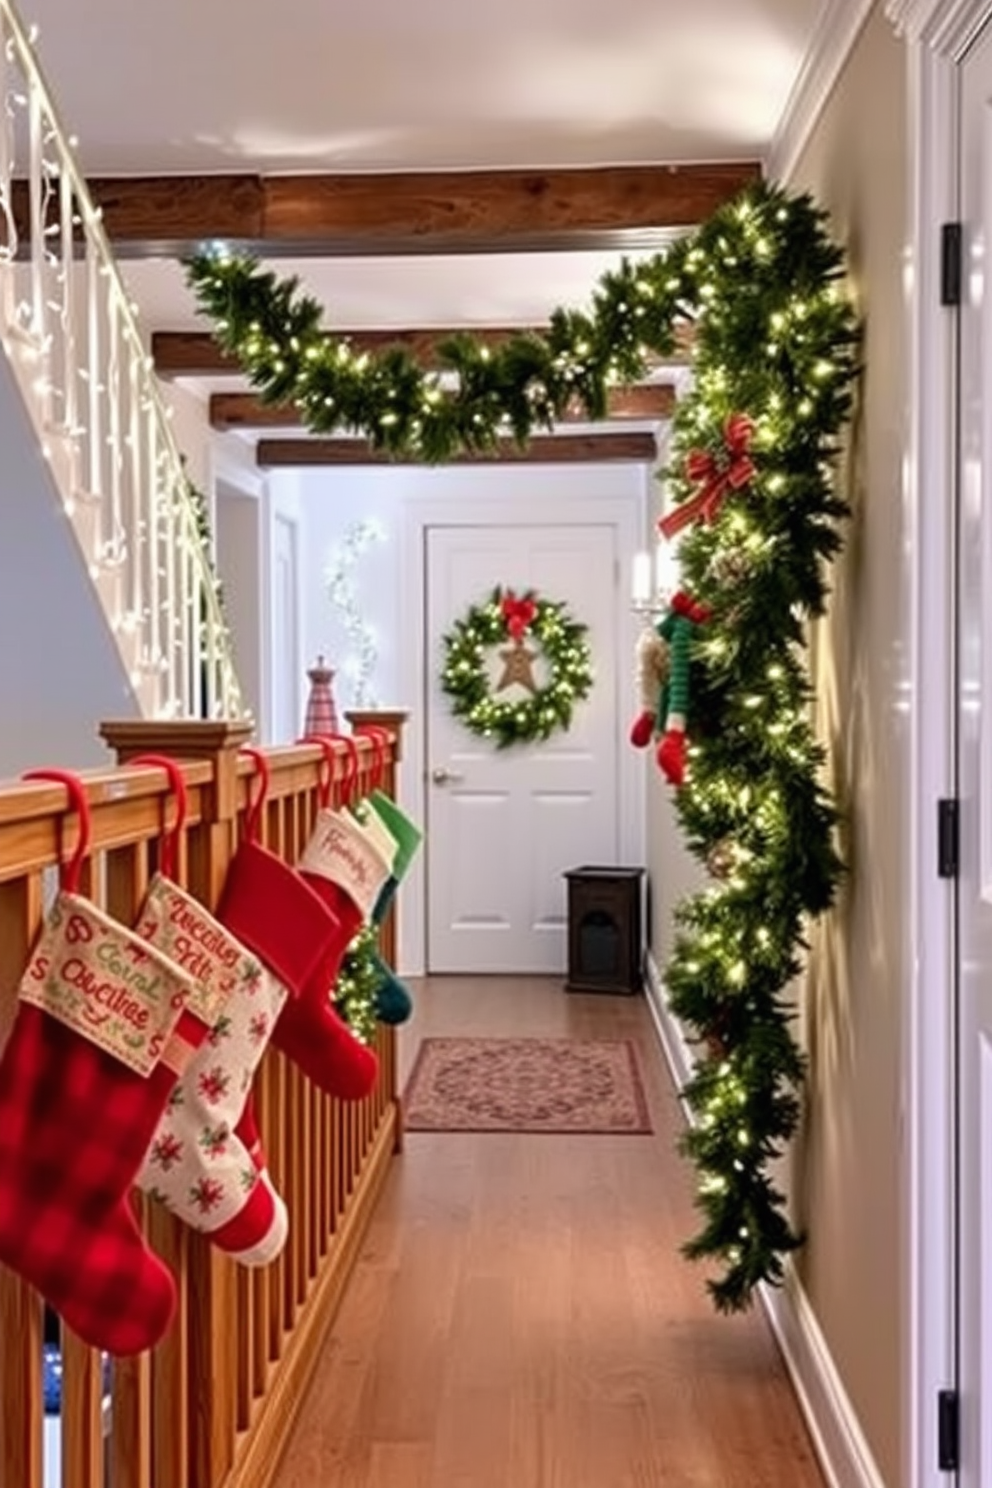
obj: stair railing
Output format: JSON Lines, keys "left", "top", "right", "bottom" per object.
{"left": 0, "top": 0, "right": 244, "bottom": 722}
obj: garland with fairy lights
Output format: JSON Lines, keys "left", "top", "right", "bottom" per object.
{"left": 440, "top": 586, "right": 593, "bottom": 747}
{"left": 334, "top": 926, "right": 381, "bottom": 1046}
{"left": 185, "top": 181, "right": 859, "bottom": 1313}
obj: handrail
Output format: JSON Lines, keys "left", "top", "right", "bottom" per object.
{"left": 0, "top": 0, "right": 244, "bottom": 721}
{"left": 0, "top": 722, "right": 404, "bottom": 1488}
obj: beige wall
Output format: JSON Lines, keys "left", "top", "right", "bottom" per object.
{"left": 789, "top": 10, "right": 908, "bottom": 1485}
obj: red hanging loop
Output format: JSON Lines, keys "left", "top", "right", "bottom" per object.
{"left": 238, "top": 747, "right": 271, "bottom": 843}
{"left": 354, "top": 724, "right": 389, "bottom": 790}
{"left": 22, "top": 769, "right": 92, "bottom": 894}
{"left": 126, "top": 754, "right": 189, "bottom": 880}
{"left": 308, "top": 732, "right": 360, "bottom": 805}
{"left": 299, "top": 734, "right": 334, "bottom": 808}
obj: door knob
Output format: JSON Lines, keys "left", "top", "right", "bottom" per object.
{"left": 431, "top": 766, "right": 464, "bottom": 785}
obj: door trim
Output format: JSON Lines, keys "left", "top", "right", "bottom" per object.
{"left": 397, "top": 486, "right": 648, "bottom": 975}
{"left": 893, "top": 7, "right": 980, "bottom": 1483}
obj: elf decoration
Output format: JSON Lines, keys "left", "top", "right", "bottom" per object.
{"left": 185, "top": 182, "right": 860, "bottom": 1312}
{"left": 630, "top": 592, "right": 710, "bottom": 787}
{"left": 440, "top": 586, "right": 593, "bottom": 748}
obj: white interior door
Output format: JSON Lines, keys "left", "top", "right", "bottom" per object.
{"left": 272, "top": 513, "right": 300, "bottom": 743}
{"left": 958, "top": 25, "right": 992, "bottom": 1483}
{"left": 426, "top": 522, "right": 620, "bottom": 973}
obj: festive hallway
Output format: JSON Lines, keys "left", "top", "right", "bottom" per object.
{"left": 272, "top": 976, "right": 824, "bottom": 1488}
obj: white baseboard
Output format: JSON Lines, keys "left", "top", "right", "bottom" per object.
{"left": 760, "top": 1276, "right": 887, "bottom": 1488}
{"left": 643, "top": 953, "right": 887, "bottom": 1488}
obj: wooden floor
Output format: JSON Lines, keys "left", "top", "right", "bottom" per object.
{"left": 272, "top": 977, "right": 825, "bottom": 1488}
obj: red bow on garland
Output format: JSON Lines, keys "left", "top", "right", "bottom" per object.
{"left": 658, "top": 412, "right": 756, "bottom": 542}
{"left": 501, "top": 591, "right": 537, "bottom": 640}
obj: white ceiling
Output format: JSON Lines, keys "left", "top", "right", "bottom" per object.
{"left": 25, "top": 0, "right": 821, "bottom": 176}
{"left": 19, "top": 0, "right": 826, "bottom": 421}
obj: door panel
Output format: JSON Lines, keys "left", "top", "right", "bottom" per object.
{"left": 426, "top": 522, "right": 619, "bottom": 973}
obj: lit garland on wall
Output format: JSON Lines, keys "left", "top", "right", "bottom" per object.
{"left": 325, "top": 518, "right": 385, "bottom": 707}
{"left": 185, "top": 182, "right": 860, "bottom": 1312}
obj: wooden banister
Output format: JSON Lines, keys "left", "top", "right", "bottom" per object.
{"left": 0, "top": 715, "right": 408, "bottom": 1488}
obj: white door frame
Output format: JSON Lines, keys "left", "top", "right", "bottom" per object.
{"left": 396, "top": 485, "right": 649, "bottom": 976}
{"left": 887, "top": 2, "right": 988, "bottom": 1482}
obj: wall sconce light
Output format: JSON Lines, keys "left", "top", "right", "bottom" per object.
{"left": 631, "top": 538, "right": 680, "bottom": 617}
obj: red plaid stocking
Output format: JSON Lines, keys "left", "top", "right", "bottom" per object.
{"left": 0, "top": 887, "right": 206, "bottom": 1355}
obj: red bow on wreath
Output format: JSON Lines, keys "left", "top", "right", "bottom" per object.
{"left": 658, "top": 412, "right": 756, "bottom": 542}
{"left": 501, "top": 591, "right": 537, "bottom": 640}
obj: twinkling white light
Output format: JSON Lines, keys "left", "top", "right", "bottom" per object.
{"left": 325, "top": 519, "right": 386, "bottom": 707}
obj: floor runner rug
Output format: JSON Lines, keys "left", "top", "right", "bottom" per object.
{"left": 403, "top": 1036, "right": 653, "bottom": 1134}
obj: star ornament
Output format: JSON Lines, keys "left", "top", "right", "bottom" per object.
{"left": 496, "top": 638, "right": 539, "bottom": 694}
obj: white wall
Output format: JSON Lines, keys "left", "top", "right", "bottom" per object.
{"left": 290, "top": 460, "right": 653, "bottom": 714}
{"left": 0, "top": 350, "right": 137, "bottom": 780}
{"left": 215, "top": 482, "right": 263, "bottom": 731}
{"left": 287, "top": 458, "right": 653, "bottom": 974}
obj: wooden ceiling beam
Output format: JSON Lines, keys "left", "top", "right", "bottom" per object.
{"left": 152, "top": 323, "right": 694, "bottom": 379}
{"left": 212, "top": 383, "right": 674, "bottom": 433}
{"left": 17, "top": 163, "right": 761, "bottom": 257}
{"left": 256, "top": 432, "right": 658, "bottom": 467}
{"left": 152, "top": 326, "right": 543, "bottom": 377}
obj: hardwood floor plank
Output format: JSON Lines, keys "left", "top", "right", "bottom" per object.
{"left": 272, "top": 976, "right": 825, "bottom": 1488}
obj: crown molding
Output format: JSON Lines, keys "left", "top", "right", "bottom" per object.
{"left": 886, "top": 0, "right": 990, "bottom": 56}
{"left": 765, "top": 0, "right": 876, "bottom": 183}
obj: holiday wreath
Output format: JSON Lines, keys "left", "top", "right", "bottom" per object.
{"left": 439, "top": 587, "right": 593, "bottom": 747}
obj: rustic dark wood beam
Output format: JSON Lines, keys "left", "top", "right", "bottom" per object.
{"left": 152, "top": 326, "right": 544, "bottom": 377}
{"left": 256, "top": 432, "right": 658, "bottom": 467}
{"left": 18, "top": 163, "right": 761, "bottom": 257}
{"left": 212, "top": 383, "right": 674, "bottom": 433}
{"left": 152, "top": 323, "right": 694, "bottom": 379}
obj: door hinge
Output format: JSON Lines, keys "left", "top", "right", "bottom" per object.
{"left": 941, "top": 222, "right": 963, "bottom": 307}
{"left": 938, "top": 1389, "right": 960, "bottom": 1471}
{"left": 937, "top": 799, "right": 959, "bottom": 878}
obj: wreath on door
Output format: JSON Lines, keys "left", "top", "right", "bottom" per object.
{"left": 439, "top": 586, "right": 593, "bottom": 747}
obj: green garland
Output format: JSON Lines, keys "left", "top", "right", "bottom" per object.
{"left": 185, "top": 181, "right": 859, "bottom": 1312}
{"left": 440, "top": 587, "right": 593, "bottom": 747}
{"left": 334, "top": 926, "right": 381, "bottom": 1046}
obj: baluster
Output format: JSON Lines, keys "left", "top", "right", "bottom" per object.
{"left": 26, "top": 80, "right": 43, "bottom": 346}
{"left": 106, "top": 296, "right": 124, "bottom": 582}
{"left": 85, "top": 238, "right": 102, "bottom": 510}
{"left": 163, "top": 465, "right": 179, "bottom": 717}
{"left": 189, "top": 528, "right": 203, "bottom": 719}
{"left": 125, "top": 328, "right": 145, "bottom": 668}
{"left": 0, "top": 16, "right": 17, "bottom": 319}
{"left": 307, "top": 1079, "right": 319, "bottom": 1284}
{"left": 104, "top": 842, "right": 153, "bottom": 1488}
{"left": 60, "top": 1331, "right": 104, "bottom": 1488}
{"left": 250, "top": 1062, "right": 271, "bottom": 1390}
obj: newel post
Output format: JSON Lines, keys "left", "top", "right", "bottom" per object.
{"left": 99, "top": 717, "right": 252, "bottom": 1488}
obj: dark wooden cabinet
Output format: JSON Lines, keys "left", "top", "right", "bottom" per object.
{"left": 564, "top": 866, "right": 644, "bottom": 995}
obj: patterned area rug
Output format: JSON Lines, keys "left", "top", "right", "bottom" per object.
{"left": 403, "top": 1037, "right": 653, "bottom": 1134}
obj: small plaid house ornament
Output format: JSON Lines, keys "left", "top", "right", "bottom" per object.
{"left": 303, "top": 655, "right": 339, "bottom": 737}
